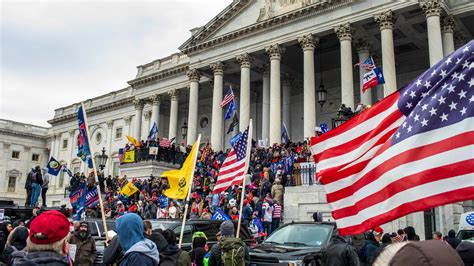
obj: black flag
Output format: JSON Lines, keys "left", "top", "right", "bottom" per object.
{"left": 227, "top": 113, "right": 239, "bottom": 134}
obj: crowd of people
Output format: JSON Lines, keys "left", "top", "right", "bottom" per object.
{"left": 120, "top": 138, "right": 186, "bottom": 165}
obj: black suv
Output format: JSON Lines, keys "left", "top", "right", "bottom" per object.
{"left": 149, "top": 219, "right": 255, "bottom": 251}
{"left": 250, "top": 222, "right": 337, "bottom": 266}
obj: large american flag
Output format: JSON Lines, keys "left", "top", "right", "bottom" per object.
{"left": 311, "top": 40, "right": 474, "bottom": 236}
{"left": 220, "top": 86, "right": 235, "bottom": 108}
{"left": 213, "top": 126, "right": 251, "bottom": 194}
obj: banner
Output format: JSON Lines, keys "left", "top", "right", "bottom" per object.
{"left": 211, "top": 209, "right": 230, "bottom": 221}
{"left": 120, "top": 182, "right": 139, "bottom": 197}
{"left": 252, "top": 217, "right": 264, "bottom": 232}
{"left": 122, "top": 150, "right": 135, "bottom": 163}
{"left": 149, "top": 147, "right": 158, "bottom": 156}
{"left": 85, "top": 186, "right": 99, "bottom": 208}
{"left": 70, "top": 182, "right": 87, "bottom": 221}
{"left": 47, "top": 157, "right": 62, "bottom": 176}
{"left": 158, "top": 195, "right": 169, "bottom": 208}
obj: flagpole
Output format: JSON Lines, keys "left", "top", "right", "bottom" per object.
{"left": 178, "top": 134, "right": 201, "bottom": 248}
{"left": 80, "top": 103, "right": 109, "bottom": 243}
{"left": 237, "top": 119, "right": 253, "bottom": 238}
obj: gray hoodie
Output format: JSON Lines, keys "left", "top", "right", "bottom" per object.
{"left": 121, "top": 239, "right": 160, "bottom": 265}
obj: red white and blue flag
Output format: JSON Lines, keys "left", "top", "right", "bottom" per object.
{"left": 220, "top": 86, "right": 235, "bottom": 107}
{"left": 77, "top": 105, "right": 93, "bottom": 168}
{"left": 355, "top": 56, "right": 376, "bottom": 71}
{"left": 213, "top": 125, "right": 252, "bottom": 194}
{"left": 363, "top": 67, "right": 385, "bottom": 92}
{"left": 311, "top": 41, "right": 474, "bottom": 235}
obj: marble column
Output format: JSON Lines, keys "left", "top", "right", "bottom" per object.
{"left": 150, "top": 95, "right": 161, "bottom": 132}
{"left": 143, "top": 111, "right": 151, "bottom": 140}
{"left": 68, "top": 130, "right": 76, "bottom": 167}
{"left": 186, "top": 69, "right": 200, "bottom": 145}
{"left": 133, "top": 99, "right": 144, "bottom": 140}
{"left": 375, "top": 10, "right": 398, "bottom": 96}
{"left": 282, "top": 73, "right": 292, "bottom": 136}
{"left": 168, "top": 89, "right": 180, "bottom": 141}
{"left": 124, "top": 116, "right": 132, "bottom": 136}
{"left": 105, "top": 120, "right": 113, "bottom": 175}
{"left": 372, "top": 53, "right": 384, "bottom": 102}
{"left": 355, "top": 38, "right": 373, "bottom": 105}
{"left": 236, "top": 53, "right": 253, "bottom": 131}
{"left": 420, "top": 0, "right": 444, "bottom": 66}
{"left": 335, "top": 23, "right": 355, "bottom": 110}
{"left": 210, "top": 62, "right": 225, "bottom": 151}
{"left": 298, "top": 34, "right": 318, "bottom": 139}
{"left": 441, "top": 15, "right": 456, "bottom": 56}
{"left": 265, "top": 44, "right": 285, "bottom": 145}
{"left": 260, "top": 65, "right": 270, "bottom": 145}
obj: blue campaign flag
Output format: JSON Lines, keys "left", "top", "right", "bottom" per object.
{"left": 47, "top": 157, "right": 62, "bottom": 176}
{"left": 252, "top": 217, "right": 264, "bottom": 233}
{"left": 211, "top": 209, "right": 230, "bottom": 221}
{"left": 63, "top": 165, "right": 74, "bottom": 178}
{"left": 281, "top": 123, "right": 290, "bottom": 144}
{"left": 224, "top": 100, "right": 236, "bottom": 120}
{"left": 148, "top": 122, "right": 158, "bottom": 141}
{"left": 229, "top": 132, "right": 242, "bottom": 146}
{"left": 85, "top": 186, "right": 99, "bottom": 208}
{"left": 69, "top": 182, "right": 87, "bottom": 221}
{"left": 159, "top": 195, "right": 169, "bottom": 208}
{"left": 319, "top": 123, "right": 329, "bottom": 134}
{"left": 77, "top": 106, "right": 93, "bottom": 168}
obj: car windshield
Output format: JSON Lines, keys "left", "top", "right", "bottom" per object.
{"left": 149, "top": 220, "right": 176, "bottom": 231}
{"left": 457, "top": 230, "right": 474, "bottom": 241}
{"left": 264, "top": 224, "right": 331, "bottom": 247}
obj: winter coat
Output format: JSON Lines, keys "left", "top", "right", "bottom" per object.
{"left": 322, "top": 235, "right": 359, "bottom": 266}
{"left": 15, "top": 251, "right": 69, "bottom": 265}
{"left": 358, "top": 239, "right": 379, "bottom": 264}
{"left": 445, "top": 236, "right": 462, "bottom": 250}
{"left": 160, "top": 244, "right": 191, "bottom": 266}
{"left": 119, "top": 239, "right": 160, "bottom": 266}
{"left": 456, "top": 241, "right": 474, "bottom": 266}
{"left": 103, "top": 235, "right": 123, "bottom": 265}
{"left": 69, "top": 232, "right": 96, "bottom": 265}
{"left": 208, "top": 238, "right": 249, "bottom": 266}
{"left": 188, "top": 247, "right": 207, "bottom": 266}
{"left": 271, "top": 183, "right": 284, "bottom": 203}
{"left": 2, "top": 245, "right": 27, "bottom": 265}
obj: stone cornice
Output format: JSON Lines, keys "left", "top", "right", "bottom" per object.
{"left": 47, "top": 97, "right": 135, "bottom": 126}
{"left": 0, "top": 128, "right": 49, "bottom": 141}
{"left": 180, "top": 0, "right": 354, "bottom": 54}
{"left": 127, "top": 65, "right": 189, "bottom": 88}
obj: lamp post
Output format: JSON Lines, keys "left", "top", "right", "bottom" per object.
{"left": 181, "top": 123, "right": 188, "bottom": 140}
{"left": 317, "top": 47, "right": 327, "bottom": 108}
{"left": 95, "top": 147, "right": 108, "bottom": 172}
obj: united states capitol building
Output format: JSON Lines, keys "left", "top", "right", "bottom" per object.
{"left": 1, "top": 0, "right": 473, "bottom": 239}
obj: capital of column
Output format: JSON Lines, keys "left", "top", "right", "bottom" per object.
{"left": 187, "top": 68, "right": 201, "bottom": 82}
{"left": 258, "top": 64, "right": 270, "bottom": 76}
{"left": 334, "top": 23, "right": 354, "bottom": 42}
{"left": 298, "top": 34, "right": 319, "bottom": 51}
{"left": 68, "top": 129, "right": 75, "bottom": 137}
{"left": 420, "top": 0, "right": 442, "bottom": 18}
{"left": 124, "top": 116, "right": 133, "bottom": 125}
{"left": 374, "top": 10, "right": 397, "bottom": 31}
{"left": 355, "top": 38, "right": 372, "bottom": 53}
{"left": 265, "top": 44, "right": 285, "bottom": 60}
{"left": 3, "top": 142, "right": 11, "bottom": 150}
{"left": 143, "top": 111, "right": 151, "bottom": 120}
{"left": 282, "top": 73, "right": 293, "bottom": 86}
{"left": 106, "top": 120, "right": 114, "bottom": 129}
{"left": 210, "top": 61, "right": 225, "bottom": 75}
{"left": 236, "top": 53, "right": 253, "bottom": 68}
{"left": 441, "top": 15, "right": 456, "bottom": 33}
{"left": 133, "top": 99, "right": 144, "bottom": 110}
{"left": 24, "top": 146, "right": 31, "bottom": 152}
{"left": 168, "top": 89, "right": 180, "bottom": 101}
{"left": 150, "top": 94, "right": 162, "bottom": 105}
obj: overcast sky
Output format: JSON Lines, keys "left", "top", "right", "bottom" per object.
{"left": 1, "top": 0, "right": 231, "bottom": 127}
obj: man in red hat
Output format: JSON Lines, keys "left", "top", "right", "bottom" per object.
{"left": 16, "top": 210, "right": 71, "bottom": 265}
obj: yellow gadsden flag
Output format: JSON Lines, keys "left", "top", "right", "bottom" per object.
{"left": 161, "top": 138, "right": 200, "bottom": 199}
{"left": 126, "top": 135, "right": 141, "bottom": 147}
{"left": 120, "top": 182, "right": 139, "bottom": 197}
{"left": 122, "top": 150, "right": 135, "bottom": 163}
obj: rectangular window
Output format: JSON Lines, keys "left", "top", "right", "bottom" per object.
{"left": 113, "top": 161, "right": 120, "bottom": 177}
{"left": 62, "top": 139, "right": 68, "bottom": 149}
{"left": 115, "top": 127, "right": 123, "bottom": 140}
{"left": 11, "top": 151, "right": 20, "bottom": 159}
{"left": 32, "top": 153, "right": 40, "bottom": 162}
{"left": 7, "top": 176, "right": 16, "bottom": 192}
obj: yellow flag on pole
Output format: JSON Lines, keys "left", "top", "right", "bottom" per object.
{"left": 122, "top": 150, "right": 135, "bottom": 163}
{"left": 162, "top": 139, "right": 200, "bottom": 199}
{"left": 120, "top": 182, "right": 139, "bottom": 197}
{"left": 126, "top": 135, "right": 141, "bottom": 147}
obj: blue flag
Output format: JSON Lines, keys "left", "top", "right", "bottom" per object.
{"left": 211, "top": 209, "right": 230, "bottom": 221}
{"left": 281, "top": 123, "right": 290, "bottom": 144}
{"left": 224, "top": 100, "right": 236, "bottom": 120}
{"left": 63, "top": 165, "right": 74, "bottom": 178}
{"left": 85, "top": 186, "right": 99, "bottom": 208}
{"left": 229, "top": 132, "right": 242, "bottom": 146}
{"left": 159, "top": 195, "right": 169, "bottom": 208}
{"left": 69, "top": 182, "right": 87, "bottom": 221}
{"left": 46, "top": 157, "right": 62, "bottom": 176}
{"left": 252, "top": 217, "right": 264, "bottom": 232}
{"left": 77, "top": 106, "right": 93, "bottom": 168}
{"left": 148, "top": 122, "right": 158, "bottom": 141}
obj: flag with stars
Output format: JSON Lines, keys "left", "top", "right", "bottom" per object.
{"left": 213, "top": 123, "right": 253, "bottom": 194}
{"left": 310, "top": 40, "right": 474, "bottom": 236}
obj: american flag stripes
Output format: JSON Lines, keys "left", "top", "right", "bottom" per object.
{"left": 355, "top": 56, "right": 376, "bottom": 71}
{"left": 159, "top": 137, "right": 175, "bottom": 148}
{"left": 220, "top": 86, "right": 235, "bottom": 107}
{"left": 213, "top": 124, "right": 252, "bottom": 194}
{"left": 311, "top": 41, "right": 474, "bottom": 236}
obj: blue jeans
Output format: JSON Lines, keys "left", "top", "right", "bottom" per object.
{"left": 30, "top": 183, "right": 41, "bottom": 207}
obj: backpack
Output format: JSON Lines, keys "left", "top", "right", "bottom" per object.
{"left": 10, "top": 246, "right": 27, "bottom": 265}
{"left": 159, "top": 251, "right": 180, "bottom": 266}
{"left": 220, "top": 237, "right": 245, "bottom": 266}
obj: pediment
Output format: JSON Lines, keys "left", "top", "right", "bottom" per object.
{"left": 179, "top": 0, "right": 353, "bottom": 54}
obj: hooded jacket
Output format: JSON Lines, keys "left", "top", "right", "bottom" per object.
{"left": 322, "top": 235, "right": 360, "bottom": 266}
{"left": 444, "top": 229, "right": 462, "bottom": 250}
{"left": 120, "top": 239, "right": 160, "bottom": 266}
{"left": 456, "top": 241, "right": 474, "bottom": 266}
{"left": 2, "top": 226, "right": 29, "bottom": 264}
{"left": 68, "top": 230, "right": 96, "bottom": 265}
{"left": 14, "top": 251, "right": 69, "bottom": 266}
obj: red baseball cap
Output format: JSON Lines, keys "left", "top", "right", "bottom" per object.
{"left": 373, "top": 226, "right": 384, "bottom": 236}
{"left": 29, "top": 210, "right": 70, "bottom": 245}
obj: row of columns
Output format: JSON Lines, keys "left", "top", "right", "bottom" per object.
{"left": 133, "top": 1, "right": 458, "bottom": 149}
